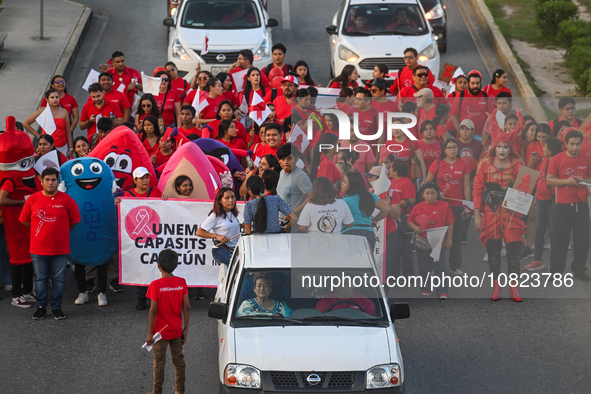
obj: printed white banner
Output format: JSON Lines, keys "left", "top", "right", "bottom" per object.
{"left": 502, "top": 187, "right": 533, "bottom": 216}
{"left": 119, "top": 199, "right": 243, "bottom": 287}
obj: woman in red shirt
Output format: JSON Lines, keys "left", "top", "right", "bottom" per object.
{"left": 135, "top": 94, "right": 164, "bottom": 134}
{"left": 408, "top": 182, "right": 455, "bottom": 299}
{"left": 165, "top": 62, "right": 190, "bottom": 101}
{"left": 329, "top": 65, "right": 360, "bottom": 89}
{"left": 216, "top": 72, "right": 239, "bottom": 107}
{"left": 294, "top": 60, "right": 317, "bottom": 86}
{"left": 417, "top": 120, "right": 442, "bottom": 171}
{"left": 139, "top": 116, "right": 161, "bottom": 157}
{"left": 215, "top": 119, "right": 247, "bottom": 150}
{"left": 482, "top": 69, "right": 512, "bottom": 97}
{"left": 209, "top": 100, "right": 247, "bottom": 141}
{"left": 154, "top": 71, "right": 181, "bottom": 129}
{"left": 310, "top": 133, "right": 341, "bottom": 184}
{"left": 525, "top": 123, "right": 550, "bottom": 170}
{"left": 239, "top": 67, "right": 267, "bottom": 107}
{"left": 151, "top": 136, "right": 174, "bottom": 168}
{"left": 425, "top": 137, "right": 471, "bottom": 276}
{"left": 198, "top": 78, "right": 224, "bottom": 126}
{"left": 473, "top": 132, "right": 525, "bottom": 301}
{"left": 24, "top": 89, "right": 72, "bottom": 156}
{"left": 40, "top": 75, "right": 79, "bottom": 133}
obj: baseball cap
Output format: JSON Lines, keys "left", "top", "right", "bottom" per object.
{"left": 414, "top": 88, "right": 434, "bottom": 98}
{"left": 364, "top": 166, "right": 383, "bottom": 178}
{"left": 370, "top": 78, "right": 387, "bottom": 91}
{"left": 133, "top": 167, "right": 150, "bottom": 179}
{"left": 459, "top": 119, "right": 475, "bottom": 129}
{"left": 281, "top": 75, "right": 299, "bottom": 86}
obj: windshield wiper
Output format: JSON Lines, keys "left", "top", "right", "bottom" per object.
{"left": 237, "top": 314, "right": 304, "bottom": 324}
{"left": 373, "top": 30, "right": 420, "bottom": 36}
{"left": 343, "top": 31, "right": 370, "bottom": 36}
{"left": 303, "top": 315, "right": 380, "bottom": 326}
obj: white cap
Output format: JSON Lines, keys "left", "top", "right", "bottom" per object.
{"left": 133, "top": 167, "right": 150, "bottom": 179}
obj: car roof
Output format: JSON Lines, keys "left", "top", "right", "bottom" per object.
{"left": 240, "top": 234, "right": 376, "bottom": 269}
{"left": 349, "top": 0, "right": 420, "bottom": 6}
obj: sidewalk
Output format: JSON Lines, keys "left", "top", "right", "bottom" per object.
{"left": 0, "top": 0, "right": 89, "bottom": 125}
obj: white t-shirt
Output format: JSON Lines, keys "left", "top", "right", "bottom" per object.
{"left": 200, "top": 212, "right": 241, "bottom": 248}
{"left": 297, "top": 200, "right": 354, "bottom": 234}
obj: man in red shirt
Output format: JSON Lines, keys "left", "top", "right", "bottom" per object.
{"left": 226, "top": 49, "right": 270, "bottom": 91}
{"left": 254, "top": 123, "right": 283, "bottom": 160}
{"left": 415, "top": 88, "right": 436, "bottom": 128}
{"left": 272, "top": 75, "right": 298, "bottom": 123}
{"left": 547, "top": 129, "right": 591, "bottom": 281}
{"left": 397, "top": 66, "right": 444, "bottom": 109}
{"left": 261, "top": 43, "right": 293, "bottom": 78}
{"left": 350, "top": 88, "right": 380, "bottom": 147}
{"left": 19, "top": 167, "right": 81, "bottom": 320}
{"left": 79, "top": 83, "right": 123, "bottom": 138}
{"left": 450, "top": 71, "right": 495, "bottom": 136}
{"left": 370, "top": 78, "right": 397, "bottom": 114}
{"left": 88, "top": 72, "right": 131, "bottom": 122}
{"left": 100, "top": 51, "right": 143, "bottom": 106}
{"left": 390, "top": 47, "right": 435, "bottom": 96}
{"left": 547, "top": 97, "right": 583, "bottom": 131}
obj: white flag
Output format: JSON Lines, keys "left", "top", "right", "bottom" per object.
{"left": 33, "top": 150, "right": 59, "bottom": 175}
{"left": 130, "top": 94, "right": 142, "bottom": 118}
{"left": 288, "top": 124, "right": 310, "bottom": 153}
{"left": 82, "top": 69, "right": 100, "bottom": 91}
{"left": 232, "top": 69, "right": 248, "bottom": 93}
{"left": 36, "top": 106, "right": 56, "bottom": 135}
{"left": 426, "top": 227, "right": 449, "bottom": 262}
{"left": 370, "top": 165, "right": 390, "bottom": 196}
{"left": 191, "top": 87, "right": 209, "bottom": 114}
{"left": 238, "top": 95, "right": 248, "bottom": 114}
{"left": 202, "top": 32, "right": 210, "bottom": 55}
{"left": 248, "top": 91, "right": 271, "bottom": 126}
{"left": 141, "top": 72, "right": 162, "bottom": 95}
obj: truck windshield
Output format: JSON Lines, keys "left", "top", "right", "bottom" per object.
{"left": 232, "top": 269, "right": 388, "bottom": 326}
{"left": 342, "top": 3, "right": 428, "bottom": 36}
{"left": 181, "top": 0, "right": 261, "bottom": 29}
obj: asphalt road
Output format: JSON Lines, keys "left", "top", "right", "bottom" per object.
{"left": 1, "top": 1, "right": 591, "bottom": 393}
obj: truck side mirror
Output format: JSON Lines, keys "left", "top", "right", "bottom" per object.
{"left": 267, "top": 18, "right": 279, "bottom": 28}
{"left": 209, "top": 302, "right": 228, "bottom": 322}
{"left": 390, "top": 303, "right": 410, "bottom": 320}
{"left": 326, "top": 25, "right": 337, "bottom": 35}
{"left": 163, "top": 18, "right": 175, "bottom": 27}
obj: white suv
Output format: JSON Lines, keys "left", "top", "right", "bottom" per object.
{"left": 163, "top": 0, "right": 278, "bottom": 79}
{"left": 327, "top": 0, "right": 440, "bottom": 81}
{"left": 209, "top": 233, "right": 410, "bottom": 393}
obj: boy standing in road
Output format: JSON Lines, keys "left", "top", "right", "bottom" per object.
{"left": 146, "top": 249, "right": 190, "bottom": 394}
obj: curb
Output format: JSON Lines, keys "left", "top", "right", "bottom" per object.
{"left": 43, "top": 1, "right": 92, "bottom": 98}
{"left": 466, "top": 0, "right": 547, "bottom": 122}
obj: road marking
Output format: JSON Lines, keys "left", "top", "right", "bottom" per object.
{"left": 281, "top": 0, "right": 291, "bottom": 29}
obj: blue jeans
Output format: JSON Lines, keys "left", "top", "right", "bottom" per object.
{"left": 31, "top": 254, "right": 68, "bottom": 310}
{"left": 416, "top": 247, "right": 448, "bottom": 294}
{"left": 344, "top": 229, "right": 376, "bottom": 252}
{"left": 394, "top": 231, "right": 415, "bottom": 276}
{"left": 534, "top": 199, "right": 553, "bottom": 262}
{"left": 448, "top": 206, "right": 464, "bottom": 270}
{"left": 212, "top": 247, "right": 232, "bottom": 265}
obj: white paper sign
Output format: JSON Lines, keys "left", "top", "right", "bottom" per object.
{"left": 191, "top": 87, "right": 209, "bottom": 114}
{"left": 33, "top": 150, "right": 59, "bottom": 175}
{"left": 248, "top": 91, "right": 271, "bottom": 126}
{"left": 141, "top": 72, "right": 162, "bottom": 95}
{"left": 502, "top": 187, "right": 534, "bottom": 216}
{"left": 142, "top": 331, "right": 162, "bottom": 352}
{"left": 119, "top": 199, "right": 244, "bottom": 287}
{"left": 35, "top": 106, "right": 56, "bottom": 135}
{"left": 288, "top": 125, "right": 310, "bottom": 153}
{"left": 426, "top": 227, "right": 448, "bottom": 262}
{"left": 232, "top": 69, "right": 248, "bottom": 93}
{"left": 370, "top": 165, "right": 390, "bottom": 197}
{"left": 82, "top": 69, "right": 100, "bottom": 91}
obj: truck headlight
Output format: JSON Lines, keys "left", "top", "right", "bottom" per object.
{"left": 171, "top": 39, "right": 191, "bottom": 61}
{"left": 254, "top": 37, "right": 270, "bottom": 61}
{"left": 418, "top": 42, "right": 438, "bottom": 62}
{"left": 366, "top": 364, "right": 401, "bottom": 389}
{"left": 426, "top": 4, "right": 444, "bottom": 20}
{"left": 225, "top": 364, "right": 261, "bottom": 388}
{"left": 338, "top": 45, "right": 359, "bottom": 63}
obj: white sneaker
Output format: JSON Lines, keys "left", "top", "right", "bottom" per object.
{"left": 483, "top": 253, "right": 488, "bottom": 262}
{"left": 98, "top": 293, "right": 108, "bottom": 306}
{"left": 11, "top": 296, "right": 32, "bottom": 309}
{"left": 75, "top": 292, "right": 89, "bottom": 305}
{"left": 4, "top": 285, "right": 12, "bottom": 291}
{"left": 544, "top": 243, "right": 551, "bottom": 250}
{"left": 450, "top": 269, "right": 463, "bottom": 276}
{"left": 23, "top": 292, "right": 36, "bottom": 302}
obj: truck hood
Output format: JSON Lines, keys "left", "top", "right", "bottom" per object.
{"left": 341, "top": 34, "right": 432, "bottom": 56}
{"left": 177, "top": 27, "right": 265, "bottom": 50}
{"left": 234, "top": 326, "right": 391, "bottom": 371}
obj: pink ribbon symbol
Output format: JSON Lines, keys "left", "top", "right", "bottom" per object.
{"left": 132, "top": 209, "right": 153, "bottom": 236}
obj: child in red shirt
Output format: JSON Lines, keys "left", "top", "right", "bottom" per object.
{"left": 146, "top": 249, "right": 190, "bottom": 394}
{"left": 408, "top": 182, "right": 455, "bottom": 299}
{"left": 178, "top": 105, "right": 201, "bottom": 138}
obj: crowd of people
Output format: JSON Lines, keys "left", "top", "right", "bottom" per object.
{"left": 2, "top": 42, "right": 591, "bottom": 332}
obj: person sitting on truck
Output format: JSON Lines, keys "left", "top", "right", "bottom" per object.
{"left": 236, "top": 276, "right": 293, "bottom": 317}
{"left": 315, "top": 282, "right": 377, "bottom": 317}
{"left": 238, "top": 271, "right": 290, "bottom": 305}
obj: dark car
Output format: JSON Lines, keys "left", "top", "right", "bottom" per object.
{"left": 419, "top": 0, "right": 447, "bottom": 53}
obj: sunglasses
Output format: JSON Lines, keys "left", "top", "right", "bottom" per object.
{"left": 142, "top": 104, "right": 152, "bottom": 108}
{"left": 416, "top": 73, "right": 428, "bottom": 78}
{"left": 54, "top": 80, "right": 66, "bottom": 85}
{"left": 198, "top": 77, "right": 208, "bottom": 81}
{"left": 404, "top": 55, "right": 415, "bottom": 60}
{"left": 161, "top": 79, "right": 170, "bottom": 82}
{"left": 369, "top": 88, "right": 380, "bottom": 93}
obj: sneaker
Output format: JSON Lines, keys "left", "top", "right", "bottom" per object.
{"left": 439, "top": 293, "right": 448, "bottom": 300}
{"left": 461, "top": 237, "right": 469, "bottom": 244}
{"left": 520, "top": 246, "right": 534, "bottom": 260}
{"left": 75, "top": 292, "right": 89, "bottom": 305}
{"left": 110, "top": 281, "right": 124, "bottom": 293}
{"left": 86, "top": 281, "right": 95, "bottom": 294}
{"left": 450, "top": 269, "right": 463, "bottom": 276}
{"left": 32, "top": 306, "right": 47, "bottom": 320}
{"left": 483, "top": 253, "right": 488, "bottom": 262}
{"left": 136, "top": 297, "right": 147, "bottom": 310}
{"left": 501, "top": 248, "right": 506, "bottom": 257}
{"left": 196, "top": 288, "right": 205, "bottom": 300}
{"left": 421, "top": 290, "right": 432, "bottom": 297}
{"left": 52, "top": 309, "right": 66, "bottom": 320}
{"left": 11, "top": 296, "right": 32, "bottom": 309}
{"left": 544, "top": 242, "right": 551, "bottom": 250}
{"left": 98, "top": 293, "right": 108, "bottom": 306}
{"left": 22, "top": 292, "right": 36, "bottom": 302}
{"left": 4, "top": 285, "right": 12, "bottom": 291}
{"left": 573, "top": 270, "right": 591, "bottom": 282}
{"left": 525, "top": 260, "right": 545, "bottom": 271}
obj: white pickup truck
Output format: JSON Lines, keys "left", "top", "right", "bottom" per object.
{"left": 209, "top": 233, "right": 410, "bottom": 393}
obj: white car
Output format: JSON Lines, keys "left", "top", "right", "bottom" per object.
{"left": 209, "top": 233, "right": 410, "bottom": 393}
{"left": 163, "top": 0, "right": 278, "bottom": 79}
{"left": 327, "top": 0, "right": 440, "bottom": 82}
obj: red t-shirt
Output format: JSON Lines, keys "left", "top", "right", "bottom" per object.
{"left": 482, "top": 85, "right": 512, "bottom": 97}
{"left": 349, "top": 107, "right": 380, "bottom": 141}
{"left": 417, "top": 106, "right": 437, "bottom": 129}
{"left": 153, "top": 149, "right": 173, "bottom": 167}
{"left": 398, "top": 85, "right": 444, "bottom": 106}
{"left": 525, "top": 141, "right": 544, "bottom": 170}
{"left": 254, "top": 144, "right": 279, "bottom": 160}
{"left": 200, "top": 95, "right": 223, "bottom": 120}
{"left": 315, "top": 291, "right": 376, "bottom": 316}
{"left": 216, "top": 137, "right": 248, "bottom": 150}
{"left": 548, "top": 117, "right": 581, "bottom": 132}
{"left": 371, "top": 98, "right": 398, "bottom": 114}
{"left": 416, "top": 140, "right": 441, "bottom": 170}
{"left": 80, "top": 100, "right": 123, "bottom": 137}
{"left": 547, "top": 151, "right": 591, "bottom": 203}
{"left": 428, "top": 159, "right": 470, "bottom": 206}
{"left": 391, "top": 67, "right": 435, "bottom": 95}
{"left": 272, "top": 95, "right": 292, "bottom": 123}
{"left": 389, "top": 177, "right": 416, "bottom": 214}
{"left": 141, "top": 136, "right": 160, "bottom": 157}
{"left": 380, "top": 138, "right": 419, "bottom": 166}
{"left": 178, "top": 126, "right": 201, "bottom": 138}
{"left": 450, "top": 91, "right": 495, "bottom": 135}
{"left": 86, "top": 89, "right": 130, "bottom": 113}
{"left": 537, "top": 157, "right": 553, "bottom": 201}
{"left": 329, "top": 80, "right": 359, "bottom": 89}
{"left": 317, "top": 156, "right": 342, "bottom": 183}
{"left": 222, "top": 89, "right": 239, "bottom": 107}
{"left": 435, "top": 125, "right": 449, "bottom": 143}
{"left": 40, "top": 93, "right": 78, "bottom": 117}
{"left": 19, "top": 191, "right": 81, "bottom": 255}
{"left": 170, "top": 77, "right": 189, "bottom": 101}
{"left": 408, "top": 200, "right": 455, "bottom": 239}
{"left": 146, "top": 276, "right": 188, "bottom": 340}
{"left": 209, "top": 119, "right": 247, "bottom": 141}
{"left": 124, "top": 187, "right": 163, "bottom": 198}
{"left": 154, "top": 90, "right": 180, "bottom": 126}
{"left": 230, "top": 67, "right": 270, "bottom": 93}
{"left": 108, "top": 66, "right": 142, "bottom": 106}
{"left": 382, "top": 184, "right": 401, "bottom": 234}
